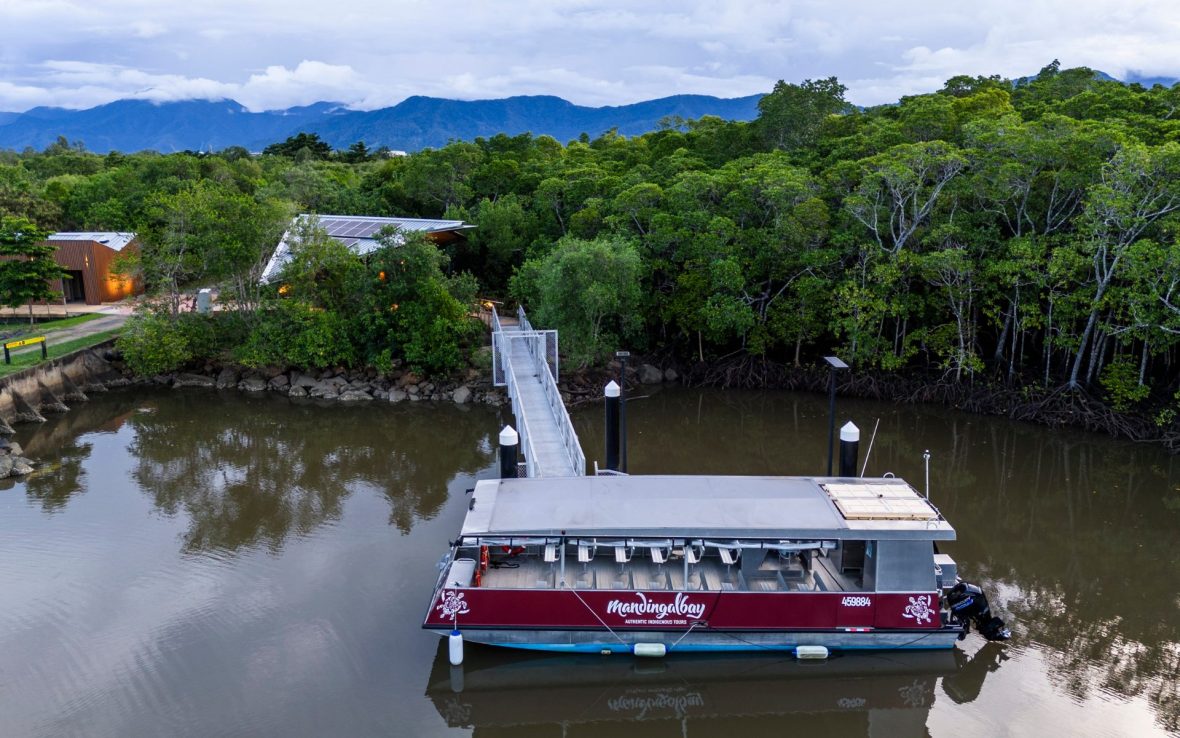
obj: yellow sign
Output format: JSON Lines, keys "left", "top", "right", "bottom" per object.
{"left": 5, "top": 336, "right": 45, "bottom": 349}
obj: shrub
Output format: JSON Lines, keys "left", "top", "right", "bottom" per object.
{"left": 236, "top": 301, "right": 356, "bottom": 370}
{"left": 1100, "top": 357, "right": 1149, "bottom": 411}
{"left": 117, "top": 313, "right": 193, "bottom": 375}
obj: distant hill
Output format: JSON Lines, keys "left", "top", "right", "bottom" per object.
{"left": 1122, "top": 72, "right": 1179, "bottom": 88}
{"left": 0, "top": 94, "right": 764, "bottom": 154}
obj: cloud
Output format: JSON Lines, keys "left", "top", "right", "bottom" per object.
{"left": 0, "top": 1, "right": 1178, "bottom": 112}
{"left": 237, "top": 61, "right": 371, "bottom": 110}
{"left": 130, "top": 20, "right": 167, "bottom": 38}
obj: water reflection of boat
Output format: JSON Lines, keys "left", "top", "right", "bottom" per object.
{"left": 426, "top": 644, "right": 958, "bottom": 735}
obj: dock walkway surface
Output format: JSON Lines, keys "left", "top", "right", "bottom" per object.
{"left": 492, "top": 308, "right": 585, "bottom": 478}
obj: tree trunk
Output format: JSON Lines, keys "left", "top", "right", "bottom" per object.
{"left": 1043, "top": 303, "right": 1054, "bottom": 387}
{"left": 1068, "top": 285, "right": 1106, "bottom": 388}
{"left": 1007, "top": 305, "right": 1019, "bottom": 383}
{"left": 994, "top": 297, "right": 1014, "bottom": 368}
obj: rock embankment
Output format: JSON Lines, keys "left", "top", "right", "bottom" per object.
{"left": 105, "top": 354, "right": 686, "bottom": 409}
{"left": 111, "top": 358, "right": 511, "bottom": 407}
{"left": 0, "top": 439, "right": 36, "bottom": 478}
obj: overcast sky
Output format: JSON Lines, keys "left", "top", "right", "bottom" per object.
{"left": 0, "top": 0, "right": 1177, "bottom": 113}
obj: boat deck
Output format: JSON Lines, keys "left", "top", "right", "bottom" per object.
{"left": 476, "top": 552, "right": 866, "bottom": 594}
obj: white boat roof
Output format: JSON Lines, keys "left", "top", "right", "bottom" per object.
{"left": 461, "top": 475, "right": 956, "bottom": 541}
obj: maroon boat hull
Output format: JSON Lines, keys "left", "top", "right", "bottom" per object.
{"left": 423, "top": 587, "right": 958, "bottom": 651}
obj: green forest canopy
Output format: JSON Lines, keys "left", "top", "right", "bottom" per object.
{"left": 4, "top": 62, "right": 1180, "bottom": 411}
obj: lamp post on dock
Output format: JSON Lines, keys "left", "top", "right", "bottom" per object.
{"left": 824, "top": 356, "right": 848, "bottom": 476}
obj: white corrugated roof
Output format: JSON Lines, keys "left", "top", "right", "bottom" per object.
{"left": 47, "top": 232, "right": 137, "bottom": 252}
{"left": 460, "top": 476, "right": 955, "bottom": 541}
{"left": 259, "top": 214, "right": 473, "bottom": 284}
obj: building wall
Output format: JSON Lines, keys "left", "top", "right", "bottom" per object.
{"left": 45, "top": 239, "right": 141, "bottom": 304}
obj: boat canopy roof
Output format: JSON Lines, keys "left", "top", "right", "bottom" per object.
{"left": 461, "top": 475, "right": 956, "bottom": 542}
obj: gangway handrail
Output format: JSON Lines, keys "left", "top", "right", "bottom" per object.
{"left": 502, "top": 350, "right": 538, "bottom": 478}
{"left": 493, "top": 313, "right": 538, "bottom": 478}
{"left": 528, "top": 336, "right": 584, "bottom": 474}
{"left": 491, "top": 306, "right": 585, "bottom": 477}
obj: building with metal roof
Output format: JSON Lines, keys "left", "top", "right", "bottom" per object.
{"left": 43, "top": 231, "right": 141, "bottom": 304}
{"left": 259, "top": 214, "right": 474, "bottom": 284}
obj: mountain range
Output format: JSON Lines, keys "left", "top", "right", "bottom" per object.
{"left": 0, "top": 94, "right": 764, "bottom": 154}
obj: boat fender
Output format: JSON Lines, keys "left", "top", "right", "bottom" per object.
{"left": 448, "top": 629, "right": 464, "bottom": 666}
{"left": 473, "top": 569, "right": 482, "bottom": 587}
{"left": 633, "top": 643, "right": 667, "bottom": 658}
{"left": 795, "top": 645, "right": 829, "bottom": 660}
{"left": 479, "top": 546, "right": 489, "bottom": 571}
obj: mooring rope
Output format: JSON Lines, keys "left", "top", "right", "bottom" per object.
{"left": 561, "top": 579, "right": 628, "bottom": 647}
{"left": 667, "top": 619, "right": 705, "bottom": 651}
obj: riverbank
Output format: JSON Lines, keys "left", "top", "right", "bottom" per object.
{"left": 555, "top": 356, "right": 1180, "bottom": 453}
{"left": 91, "top": 344, "right": 1180, "bottom": 454}
{"left": 103, "top": 353, "right": 510, "bottom": 407}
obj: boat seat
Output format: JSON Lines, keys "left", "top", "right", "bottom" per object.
{"left": 686, "top": 544, "right": 703, "bottom": 564}
{"left": 640, "top": 568, "right": 670, "bottom": 591}
{"left": 543, "top": 544, "right": 558, "bottom": 563}
{"left": 747, "top": 572, "right": 786, "bottom": 591}
{"left": 577, "top": 543, "right": 595, "bottom": 563}
{"left": 611, "top": 571, "right": 633, "bottom": 590}
{"left": 575, "top": 569, "right": 596, "bottom": 589}
{"left": 651, "top": 547, "right": 668, "bottom": 565}
{"left": 615, "top": 546, "right": 633, "bottom": 564}
{"left": 700, "top": 568, "right": 723, "bottom": 591}
{"left": 718, "top": 547, "right": 739, "bottom": 566}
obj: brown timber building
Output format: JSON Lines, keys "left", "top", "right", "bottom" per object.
{"left": 43, "top": 232, "right": 142, "bottom": 305}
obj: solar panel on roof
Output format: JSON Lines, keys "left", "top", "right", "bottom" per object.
{"left": 321, "top": 218, "right": 350, "bottom": 235}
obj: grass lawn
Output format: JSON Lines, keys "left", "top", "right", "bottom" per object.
{"left": 0, "top": 313, "right": 103, "bottom": 338}
{"left": 0, "top": 328, "right": 121, "bottom": 378}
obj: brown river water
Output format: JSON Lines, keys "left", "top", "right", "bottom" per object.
{"left": 1, "top": 387, "right": 1177, "bottom": 737}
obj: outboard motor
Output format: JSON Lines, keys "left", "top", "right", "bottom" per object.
{"left": 947, "top": 581, "right": 1010, "bottom": 641}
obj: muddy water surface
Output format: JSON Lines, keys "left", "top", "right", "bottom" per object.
{"left": 1, "top": 387, "right": 1177, "bottom": 737}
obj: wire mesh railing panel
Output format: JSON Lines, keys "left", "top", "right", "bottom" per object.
{"left": 490, "top": 306, "right": 584, "bottom": 477}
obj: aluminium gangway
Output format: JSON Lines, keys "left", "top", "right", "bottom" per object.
{"left": 491, "top": 307, "right": 586, "bottom": 478}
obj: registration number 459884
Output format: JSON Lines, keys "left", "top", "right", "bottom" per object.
{"left": 840, "top": 596, "right": 872, "bottom": 607}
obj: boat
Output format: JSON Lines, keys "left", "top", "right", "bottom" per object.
{"left": 422, "top": 474, "right": 1010, "bottom": 654}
